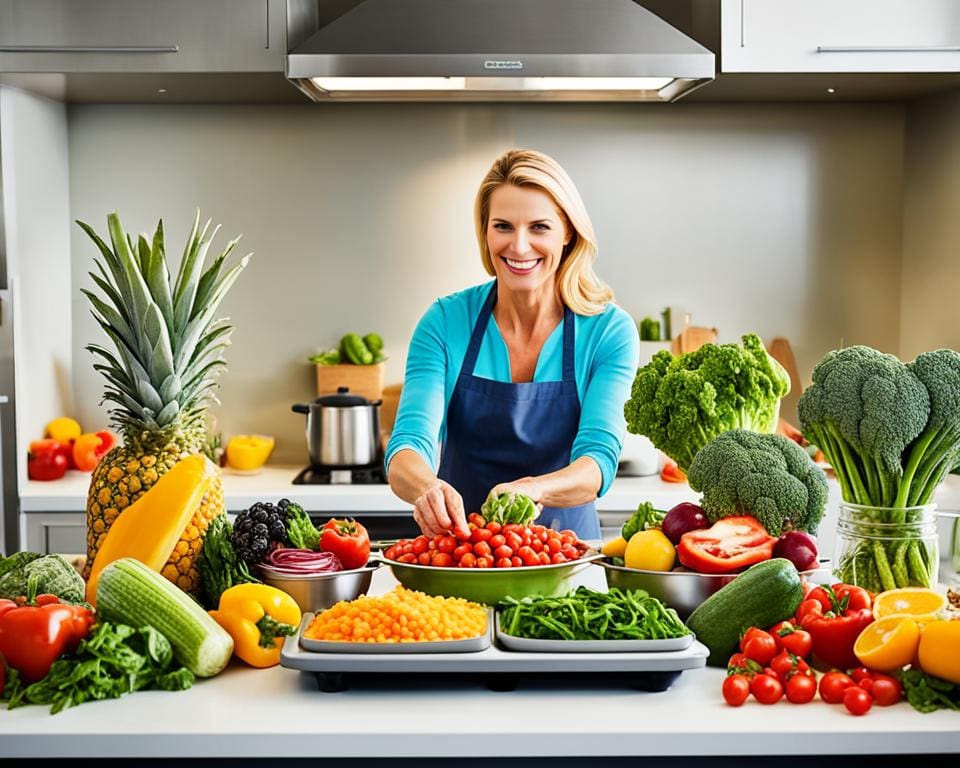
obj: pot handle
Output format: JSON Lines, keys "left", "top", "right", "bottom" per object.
{"left": 291, "top": 403, "right": 310, "bottom": 414}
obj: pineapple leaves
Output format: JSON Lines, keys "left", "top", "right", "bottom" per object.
{"left": 78, "top": 209, "right": 249, "bottom": 434}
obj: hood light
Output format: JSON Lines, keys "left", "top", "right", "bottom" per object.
{"left": 312, "top": 76, "right": 674, "bottom": 94}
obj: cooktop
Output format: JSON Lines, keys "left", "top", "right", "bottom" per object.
{"left": 292, "top": 465, "right": 388, "bottom": 485}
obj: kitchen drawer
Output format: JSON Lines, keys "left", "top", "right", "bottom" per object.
{"left": 722, "top": 0, "right": 960, "bottom": 73}
{"left": 0, "top": 0, "right": 285, "bottom": 73}
{"left": 23, "top": 511, "right": 85, "bottom": 555}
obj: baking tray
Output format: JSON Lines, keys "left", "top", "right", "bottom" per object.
{"left": 281, "top": 614, "right": 708, "bottom": 693}
{"left": 494, "top": 613, "right": 694, "bottom": 653}
{"left": 299, "top": 611, "right": 491, "bottom": 654}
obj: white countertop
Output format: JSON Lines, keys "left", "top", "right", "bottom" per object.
{"left": 2, "top": 567, "right": 958, "bottom": 760}
{"left": 19, "top": 465, "right": 699, "bottom": 514}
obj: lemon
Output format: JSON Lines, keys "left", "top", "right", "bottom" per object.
{"left": 601, "top": 535, "right": 628, "bottom": 558}
{"left": 853, "top": 616, "right": 921, "bottom": 673}
{"left": 872, "top": 587, "right": 947, "bottom": 622}
{"left": 624, "top": 529, "right": 675, "bottom": 571}
{"left": 45, "top": 416, "right": 82, "bottom": 443}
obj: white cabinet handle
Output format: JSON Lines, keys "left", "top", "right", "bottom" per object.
{"left": 817, "top": 45, "right": 960, "bottom": 53}
{"left": 0, "top": 45, "right": 179, "bottom": 53}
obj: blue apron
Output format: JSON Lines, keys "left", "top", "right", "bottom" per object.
{"left": 437, "top": 282, "right": 600, "bottom": 539}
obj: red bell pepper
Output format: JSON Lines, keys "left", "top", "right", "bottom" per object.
{"left": 795, "top": 583, "right": 873, "bottom": 671}
{"left": 27, "top": 440, "right": 69, "bottom": 481}
{"left": 320, "top": 518, "right": 371, "bottom": 570}
{"left": 676, "top": 516, "right": 777, "bottom": 574}
{"left": 0, "top": 594, "right": 95, "bottom": 682}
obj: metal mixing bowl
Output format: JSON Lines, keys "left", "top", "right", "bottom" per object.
{"left": 598, "top": 558, "right": 830, "bottom": 619}
{"left": 384, "top": 552, "right": 603, "bottom": 605}
{"left": 257, "top": 563, "right": 378, "bottom": 613}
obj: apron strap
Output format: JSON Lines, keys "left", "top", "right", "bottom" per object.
{"left": 561, "top": 305, "right": 575, "bottom": 382}
{"left": 460, "top": 282, "right": 498, "bottom": 377}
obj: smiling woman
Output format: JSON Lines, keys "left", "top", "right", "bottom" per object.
{"left": 386, "top": 149, "right": 640, "bottom": 540}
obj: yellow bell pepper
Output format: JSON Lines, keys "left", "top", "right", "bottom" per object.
{"left": 209, "top": 584, "right": 302, "bottom": 668}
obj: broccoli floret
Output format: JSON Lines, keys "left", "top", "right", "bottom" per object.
{"left": 797, "top": 345, "right": 929, "bottom": 506}
{"left": 899, "top": 349, "right": 960, "bottom": 506}
{"left": 623, "top": 333, "right": 790, "bottom": 471}
{"left": 621, "top": 501, "right": 667, "bottom": 540}
{"left": 686, "top": 429, "right": 828, "bottom": 536}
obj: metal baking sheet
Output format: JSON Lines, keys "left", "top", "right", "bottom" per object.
{"left": 298, "top": 612, "right": 491, "bottom": 654}
{"left": 281, "top": 615, "right": 708, "bottom": 674}
{"left": 494, "top": 613, "right": 694, "bottom": 653}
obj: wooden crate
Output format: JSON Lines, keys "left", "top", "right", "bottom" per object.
{"left": 316, "top": 362, "right": 385, "bottom": 402}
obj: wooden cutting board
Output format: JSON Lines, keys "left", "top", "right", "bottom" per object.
{"left": 767, "top": 337, "right": 802, "bottom": 395}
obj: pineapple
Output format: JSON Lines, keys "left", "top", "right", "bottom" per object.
{"left": 78, "top": 211, "right": 249, "bottom": 594}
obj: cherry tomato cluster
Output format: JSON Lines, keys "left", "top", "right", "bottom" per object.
{"left": 383, "top": 513, "right": 588, "bottom": 569}
{"left": 723, "top": 623, "right": 817, "bottom": 706}
{"left": 722, "top": 621, "right": 903, "bottom": 714}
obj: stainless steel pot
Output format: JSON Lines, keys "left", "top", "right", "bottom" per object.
{"left": 292, "top": 387, "right": 381, "bottom": 467}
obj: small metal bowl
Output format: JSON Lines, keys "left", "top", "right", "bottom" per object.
{"left": 598, "top": 558, "right": 830, "bottom": 619}
{"left": 383, "top": 552, "right": 603, "bottom": 605}
{"left": 257, "top": 562, "right": 379, "bottom": 613}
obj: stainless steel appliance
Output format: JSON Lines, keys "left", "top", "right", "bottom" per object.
{"left": 291, "top": 387, "right": 387, "bottom": 485}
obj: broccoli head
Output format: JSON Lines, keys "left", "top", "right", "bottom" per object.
{"left": 623, "top": 333, "right": 790, "bottom": 471}
{"left": 797, "top": 345, "right": 929, "bottom": 506}
{"left": 686, "top": 429, "right": 828, "bottom": 536}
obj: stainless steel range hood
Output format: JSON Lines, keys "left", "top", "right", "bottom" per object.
{"left": 286, "top": 0, "right": 715, "bottom": 102}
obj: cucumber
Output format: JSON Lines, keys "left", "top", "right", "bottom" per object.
{"left": 96, "top": 558, "right": 234, "bottom": 677}
{"left": 686, "top": 558, "right": 803, "bottom": 667}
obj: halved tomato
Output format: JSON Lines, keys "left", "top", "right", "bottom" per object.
{"left": 676, "top": 516, "right": 777, "bottom": 574}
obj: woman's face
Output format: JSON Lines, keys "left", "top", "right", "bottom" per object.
{"left": 486, "top": 184, "right": 570, "bottom": 296}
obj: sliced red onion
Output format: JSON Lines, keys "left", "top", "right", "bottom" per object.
{"left": 263, "top": 548, "right": 342, "bottom": 573}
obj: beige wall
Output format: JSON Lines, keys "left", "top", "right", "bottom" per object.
{"left": 900, "top": 90, "right": 960, "bottom": 360}
{"left": 66, "top": 102, "right": 907, "bottom": 463}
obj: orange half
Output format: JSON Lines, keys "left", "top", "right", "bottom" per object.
{"left": 854, "top": 616, "right": 921, "bottom": 673}
{"left": 872, "top": 588, "right": 947, "bottom": 621}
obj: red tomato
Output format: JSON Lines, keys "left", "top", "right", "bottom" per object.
{"left": 560, "top": 544, "right": 580, "bottom": 560}
{"left": 722, "top": 674, "right": 751, "bottom": 707}
{"left": 551, "top": 553, "right": 568, "bottom": 564}
{"left": 417, "top": 552, "right": 432, "bottom": 565}
{"left": 503, "top": 524, "right": 523, "bottom": 535}
{"left": 677, "top": 516, "right": 777, "bottom": 574}
{"left": 546, "top": 538, "right": 562, "bottom": 554}
{"left": 511, "top": 556, "right": 523, "bottom": 568}
{"left": 871, "top": 677, "right": 902, "bottom": 707}
{"left": 494, "top": 545, "right": 513, "bottom": 560}
{"left": 384, "top": 545, "right": 399, "bottom": 560}
{"left": 453, "top": 528, "right": 472, "bottom": 541}
{"left": 780, "top": 629, "right": 812, "bottom": 659}
{"left": 530, "top": 538, "right": 543, "bottom": 553}
{"left": 453, "top": 544, "right": 472, "bottom": 561}
{"left": 770, "top": 651, "right": 796, "bottom": 682}
{"left": 485, "top": 520, "right": 502, "bottom": 534}
{"left": 505, "top": 531, "right": 523, "bottom": 551}
{"left": 858, "top": 678, "right": 874, "bottom": 694}
{"left": 786, "top": 674, "right": 817, "bottom": 704}
{"left": 397, "top": 553, "right": 417, "bottom": 564}
{"left": 458, "top": 553, "right": 477, "bottom": 568}
{"left": 472, "top": 541, "right": 493, "bottom": 559}
{"left": 468, "top": 513, "right": 485, "bottom": 527}
{"left": 412, "top": 537, "right": 430, "bottom": 555}
{"left": 496, "top": 557, "right": 513, "bottom": 568}
{"left": 819, "top": 672, "right": 855, "bottom": 704}
{"left": 471, "top": 527, "right": 493, "bottom": 544}
{"left": 850, "top": 667, "right": 874, "bottom": 683}
{"left": 401, "top": 542, "right": 414, "bottom": 555}
{"left": 437, "top": 536, "right": 457, "bottom": 554}
{"left": 750, "top": 674, "right": 784, "bottom": 704}
{"left": 517, "top": 546, "right": 539, "bottom": 566}
{"left": 476, "top": 556, "right": 493, "bottom": 568}
{"left": 843, "top": 686, "right": 873, "bottom": 716}
{"left": 489, "top": 534, "right": 506, "bottom": 549}
{"left": 743, "top": 634, "right": 778, "bottom": 667}
{"left": 431, "top": 552, "right": 453, "bottom": 567}
{"left": 538, "top": 552, "right": 550, "bottom": 565}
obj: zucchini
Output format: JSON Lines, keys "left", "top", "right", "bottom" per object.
{"left": 96, "top": 558, "right": 234, "bottom": 677}
{"left": 686, "top": 558, "right": 803, "bottom": 667}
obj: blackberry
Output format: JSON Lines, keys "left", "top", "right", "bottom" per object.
{"left": 231, "top": 499, "right": 290, "bottom": 566}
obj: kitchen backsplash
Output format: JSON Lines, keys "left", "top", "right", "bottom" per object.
{"left": 67, "top": 101, "right": 907, "bottom": 464}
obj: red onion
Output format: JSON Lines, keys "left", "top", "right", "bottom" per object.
{"left": 263, "top": 548, "right": 342, "bottom": 574}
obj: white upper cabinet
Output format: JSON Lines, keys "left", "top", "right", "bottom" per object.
{"left": 722, "top": 0, "right": 960, "bottom": 73}
{"left": 0, "top": 0, "right": 285, "bottom": 72}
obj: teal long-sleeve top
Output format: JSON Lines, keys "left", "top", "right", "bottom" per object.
{"left": 385, "top": 281, "right": 640, "bottom": 496}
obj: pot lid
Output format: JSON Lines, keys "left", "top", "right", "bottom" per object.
{"left": 315, "top": 387, "right": 375, "bottom": 407}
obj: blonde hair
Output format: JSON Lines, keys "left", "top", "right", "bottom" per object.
{"left": 474, "top": 148, "right": 614, "bottom": 316}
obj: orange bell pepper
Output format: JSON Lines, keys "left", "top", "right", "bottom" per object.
{"left": 209, "top": 584, "right": 301, "bottom": 668}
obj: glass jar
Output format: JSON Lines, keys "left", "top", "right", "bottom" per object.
{"left": 834, "top": 503, "right": 938, "bottom": 591}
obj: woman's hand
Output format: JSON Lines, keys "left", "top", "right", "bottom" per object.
{"left": 413, "top": 479, "right": 469, "bottom": 538}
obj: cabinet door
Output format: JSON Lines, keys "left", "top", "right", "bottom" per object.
{"left": 23, "top": 512, "right": 86, "bottom": 555}
{"left": 722, "top": 0, "right": 960, "bottom": 73}
{"left": 0, "top": 0, "right": 284, "bottom": 73}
